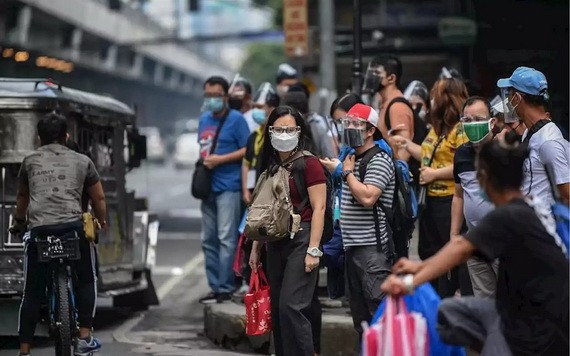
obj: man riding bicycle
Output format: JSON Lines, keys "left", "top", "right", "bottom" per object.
{"left": 10, "top": 112, "right": 107, "bottom": 356}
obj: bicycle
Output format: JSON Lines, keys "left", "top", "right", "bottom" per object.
{"left": 35, "top": 230, "right": 84, "bottom": 356}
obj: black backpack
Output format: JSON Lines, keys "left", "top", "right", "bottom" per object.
{"left": 385, "top": 97, "right": 429, "bottom": 189}
{"left": 291, "top": 153, "right": 335, "bottom": 245}
{"left": 359, "top": 145, "right": 418, "bottom": 260}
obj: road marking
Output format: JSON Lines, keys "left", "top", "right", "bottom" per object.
{"left": 113, "top": 253, "right": 205, "bottom": 345}
{"left": 152, "top": 266, "right": 185, "bottom": 276}
{"left": 157, "top": 253, "right": 204, "bottom": 301}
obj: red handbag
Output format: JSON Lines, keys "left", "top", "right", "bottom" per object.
{"left": 244, "top": 268, "right": 272, "bottom": 336}
{"left": 233, "top": 233, "right": 246, "bottom": 277}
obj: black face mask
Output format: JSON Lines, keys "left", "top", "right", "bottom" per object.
{"left": 491, "top": 125, "right": 502, "bottom": 136}
{"left": 228, "top": 98, "right": 243, "bottom": 110}
{"left": 505, "top": 129, "right": 522, "bottom": 143}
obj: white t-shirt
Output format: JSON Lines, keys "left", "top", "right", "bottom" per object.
{"left": 521, "top": 122, "right": 570, "bottom": 205}
{"left": 242, "top": 110, "right": 259, "bottom": 133}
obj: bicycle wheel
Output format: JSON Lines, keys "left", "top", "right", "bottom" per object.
{"left": 54, "top": 267, "right": 72, "bottom": 356}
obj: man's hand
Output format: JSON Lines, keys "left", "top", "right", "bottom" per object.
{"left": 343, "top": 154, "right": 355, "bottom": 171}
{"left": 392, "top": 257, "right": 422, "bottom": 274}
{"left": 381, "top": 274, "right": 408, "bottom": 296}
{"left": 419, "top": 167, "right": 438, "bottom": 185}
{"left": 320, "top": 157, "right": 341, "bottom": 173}
{"left": 204, "top": 154, "right": 224, "bottom": 169}
{"left": 9, "top": 219, "right": 27, "bottom": 236}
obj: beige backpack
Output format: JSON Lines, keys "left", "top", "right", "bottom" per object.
{"left": 244, "top": 152, "right": 307, "bottom": 242}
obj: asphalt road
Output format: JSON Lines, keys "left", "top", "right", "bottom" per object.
{"left": 0, "top": 160, "right": 250, "bottom": 356}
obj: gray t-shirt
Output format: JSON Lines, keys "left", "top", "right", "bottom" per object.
{"left": 341, "top": 150, "right": 395, "bottom": 248}
{"left": 19, "top": 144, "right": 100, "bottom": 228}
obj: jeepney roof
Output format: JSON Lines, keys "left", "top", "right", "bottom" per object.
{"left": 0, "top": 78, "right": 135, "bottom": 121}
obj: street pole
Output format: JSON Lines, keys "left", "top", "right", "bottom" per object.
{"left": 351, "top": 0, "right": 362, "bottom": 95}
{"left": 319, "top": 0, "right": 337, "bottom": 114}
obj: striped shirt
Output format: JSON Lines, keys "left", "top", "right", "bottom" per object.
{"left": 340, "top": 150, "right": 395, "bottom": 248}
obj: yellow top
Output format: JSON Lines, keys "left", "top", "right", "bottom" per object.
{"left": 421, "top": 123, "right": 468, "bottom": 197}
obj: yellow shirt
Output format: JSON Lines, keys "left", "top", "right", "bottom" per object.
{"left": 421, "top": 123, "right": 468, "bottom": 197}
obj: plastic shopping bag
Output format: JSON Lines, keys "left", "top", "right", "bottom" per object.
{"left": 372, "top": 284, "right": 465, "bottom": 356}
{"left": 244, "top": 268, "right": 272, "bottom": 336}
{"left": 363, "top": 296, "right": 428, "bottom": 356}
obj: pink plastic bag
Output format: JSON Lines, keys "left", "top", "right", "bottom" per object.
{"left": 362, "top": 296, "right": 429, "bottom": 356}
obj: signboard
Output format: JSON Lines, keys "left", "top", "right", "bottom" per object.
{"left": 438, "top": 17, "right": 477, "bottom": 46}
{"left": 283, "top": 0, "right": 309, "bottom": 57}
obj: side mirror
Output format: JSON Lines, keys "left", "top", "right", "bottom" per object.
{"left": 128, "top": 130, "right": 147, "bottom": 169}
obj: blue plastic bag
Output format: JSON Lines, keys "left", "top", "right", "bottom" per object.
{"left": 372, "top": 284, "right": 465, "bottom": 356}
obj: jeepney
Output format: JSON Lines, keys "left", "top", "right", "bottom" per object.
{"left": 0, "top": 78, "right": 159, "bottom": 334}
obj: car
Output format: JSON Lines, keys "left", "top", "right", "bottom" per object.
{"left": 173, "top": 120, "right": 200, "bottom": 170}
{"left": 139, "top": 126, "right": 166, "bottom": 164}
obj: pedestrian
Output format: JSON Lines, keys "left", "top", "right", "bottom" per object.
{"left": 451, "top": 96, "right": 499, "bottom": 297}
{"left": 284, "top": 89, "right": 335, "bottom": 158}
{"left": 275, "top": 63, "right": 299, "bottom": 99}
{"left": 403, "top": 80, "right": 431, "bottom": 129}
{"left": 233, "top": 82, "right": 280, "bottom": 300}
{"left": 338, "top": 103, "right": 396, "bottom": 337}
{"left": 11, "top": 112, "right": 106, "bottom": 356}
{"left": 249, "top": 106, "right": 327, "bottom": 356}
{"left": 389, "top": 78, "right": 472, "bottom": 297}
{"left": 328, "top": 93, "right": 364, "bottom": 156}
{"left": 198, "top": 76, "right": 251, "bottom": 304}
{"left": 228, "top": 76, "right": 257, "bottom": 132}
{"left": 382, "top": 137, "right": 569, "bottom": 355}
{"left": 497, "top": 66, "right": 570, "bottom": 206}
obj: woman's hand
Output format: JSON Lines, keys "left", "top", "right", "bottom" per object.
{"left": 243, "top": 190, "right": 252, "bottom": 205}
{"left": 419, "top": 167, "right": 438, "bottom": 185}
{"left": 387, "top": 124, "right": 410, "bottom": 149}
{"left": 392, "top": 257, "right": 422, "bottom": 274}
{"left": 304, "top": 254, "right": 320, "bottom": 273}
{"left": 249, "top": 248, "right": 261, "bottom": 271}
{"left": 320, "top": 157, "right": 341, "bottom": 173}
{"left": 381, "top": 274, "right": 408, "bottom": 296}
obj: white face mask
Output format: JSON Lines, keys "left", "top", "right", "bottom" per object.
{"left": 270, "top": 132, "right": 299, "bottom": 152}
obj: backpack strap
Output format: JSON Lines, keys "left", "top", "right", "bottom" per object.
{"left": 523, "top": 119, "right": 551, "bottom": 143}
{"left": 384, "top": 97, "right": 414, "bottom": 131}
{"left": 288, "top": 151, "right": 314, "bottom": 213}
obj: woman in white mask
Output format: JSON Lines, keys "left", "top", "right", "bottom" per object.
{"left": 250, "top": 106, "right": 327, "bottom": 356}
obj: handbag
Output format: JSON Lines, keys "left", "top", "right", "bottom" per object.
{"left": 191, "top": 113, "right": 228, "bottom": 200}
{"left": 244, "top": 268, "right": 272, "bottom": 336}
{"left": 363, "top": 296, "right": 429, "bottom": 356}
{"left": 417, "top": 135, "right": 445, "bottom": 214}
{"left": 82, "top": 212, "right": 100, "bottom": 242}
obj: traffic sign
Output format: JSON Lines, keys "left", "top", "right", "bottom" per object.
{"left": 283, "top": 0, "right": 309, "bottom": 58}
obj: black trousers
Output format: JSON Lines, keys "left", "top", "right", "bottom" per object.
{"left": 345, "top": 245, "right": 392, "bottom": 336}
{"left": 267, "top": 223, "right": 319, "bottom": 356}
{"left": 419, "top": 195, "right": 473, "bottom": 298}
{"left": 19, "top": 220, "right": 98, "bottom": 344}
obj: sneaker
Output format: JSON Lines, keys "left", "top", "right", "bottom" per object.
{"left": 216, "top": 292, "right": 232, "bottom": 303}
{"left": 74, "top": 336, "right": 102, "bottom": 356}
{"left": 199, "top": 291, "right": 218, "bottom": 304}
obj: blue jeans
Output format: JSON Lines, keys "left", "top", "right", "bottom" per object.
{"left": 201, "top": 191, "right": 242, "bottom": 293}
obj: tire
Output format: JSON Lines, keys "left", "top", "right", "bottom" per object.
{"left": 54, "top": 267, "right": 72, "bottom": 356}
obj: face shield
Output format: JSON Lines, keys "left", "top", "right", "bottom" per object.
{"left": 341, "top": 115, "right": 368, "bottom": 147}
{"left": 499, "top": 87, "right": 521, "bottom": 123}
{"left": 404, "top": 80, "right": 429, "bottom": 119}
{"left": 362, "top": 62, "right": 385, "bottom": 95}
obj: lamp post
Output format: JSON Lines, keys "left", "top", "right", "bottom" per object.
{"left": 351, "top": 0, "right": 362, "bottom": 95}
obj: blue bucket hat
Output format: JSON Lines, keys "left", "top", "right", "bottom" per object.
{"left": 497, "top": 66, "right": 548, "bottom": 96}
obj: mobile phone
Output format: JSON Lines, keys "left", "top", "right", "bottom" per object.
{"left": 388, "top": 127, "right": 405, "bottom": 136}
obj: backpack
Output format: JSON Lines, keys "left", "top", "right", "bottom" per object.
{"left": 245, "top": 153, "right": 304, "bottom": 242}
{"left": 545, "top": 164, "right": 570, "bottom": 257}
{"left": 385, "top": 97, "right": 429, "bottom": 188}
{"left": 359, "top": 145, "right": 418, "bottom": 260}
{"left": 291, "top": 151, "right": 335, "bottom": 245}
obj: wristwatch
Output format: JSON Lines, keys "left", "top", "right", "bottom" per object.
{"left": 402, "top": 274, "right": 415, "bottom": 294}
{"left": 306, "top": 247, "right": 323, "bottom": 258}
{"left": 341, "top": 170, "right": 353, "bottom": 182}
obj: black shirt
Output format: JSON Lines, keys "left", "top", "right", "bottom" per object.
{"left": 466, "top": 198, "right": 569, "bottom": 355}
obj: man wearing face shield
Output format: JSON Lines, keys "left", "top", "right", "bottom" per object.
{"left": 339, "top": 103, "right": 396, "bottom": 336}
{"left": 228, "top": 77, "right": 256, "bottom": 132}
{"left": 275, "top": 63, "right": 299, "bottom": 99}
{"left": 451, "top": 97, "right": 499, "bottom": 298}
{"left": 497, "top": 66, "right": 570, "bottom": 206}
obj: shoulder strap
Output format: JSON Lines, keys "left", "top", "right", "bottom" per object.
{"left": 426, "top": 135, "right": 445, "bottom": 168}
{"left": 291, "top": 152, "right": 314, "bottom": 213}
{"left": 209, "top": 111, "right": 230, "bottom": 154}
{"left": 523, "top": 119, "right": 551, "bottom": 144}
{"left": 358, "top": 145, "right": 384, "bottom": 182}
{"left": 384, "top": 97, "right": 414, "bottom": 131}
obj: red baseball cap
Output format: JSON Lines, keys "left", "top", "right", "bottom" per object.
{"left": 346, "top": 103, "right": 382, "bottom": 139}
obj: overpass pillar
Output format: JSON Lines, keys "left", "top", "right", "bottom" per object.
{"left": 71, "top": 28, "right": 83, "bottom": 61}
{"left": 15, "top": 5, "right": 32, "bottom": 45}
{"left": 105, "top": 44, "right": 118, "bottom": 70}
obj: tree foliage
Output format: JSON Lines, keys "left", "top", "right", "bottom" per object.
{"left": 239, "top": 43, "right": 286, "bottom": 86}
{"left": 252, "top": 0, "right": 283, "bottom": 27}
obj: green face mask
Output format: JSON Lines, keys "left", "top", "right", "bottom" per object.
{"left": 463, "top": 120, "right": 491, "bottom": 143}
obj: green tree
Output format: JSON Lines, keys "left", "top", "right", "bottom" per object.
{"left": 240, "top": 43, "right": 286, "bottom": 86}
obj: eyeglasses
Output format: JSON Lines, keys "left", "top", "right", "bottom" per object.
{"left": 269, "top": 126, "right": 300, "bottom": 134}
{"left": 460, "top": 115, "right": 490, "bottom": 123}
{"left": 341, "top": 116, "right": 368, "bottom": 129}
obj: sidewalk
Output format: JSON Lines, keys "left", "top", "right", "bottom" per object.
{"left": 203, "top": 234, "right": 421, "bottom": 355}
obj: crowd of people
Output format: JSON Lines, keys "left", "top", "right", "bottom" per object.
{"left": 195, "top": 58, "right": 569, "bottom": 356}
